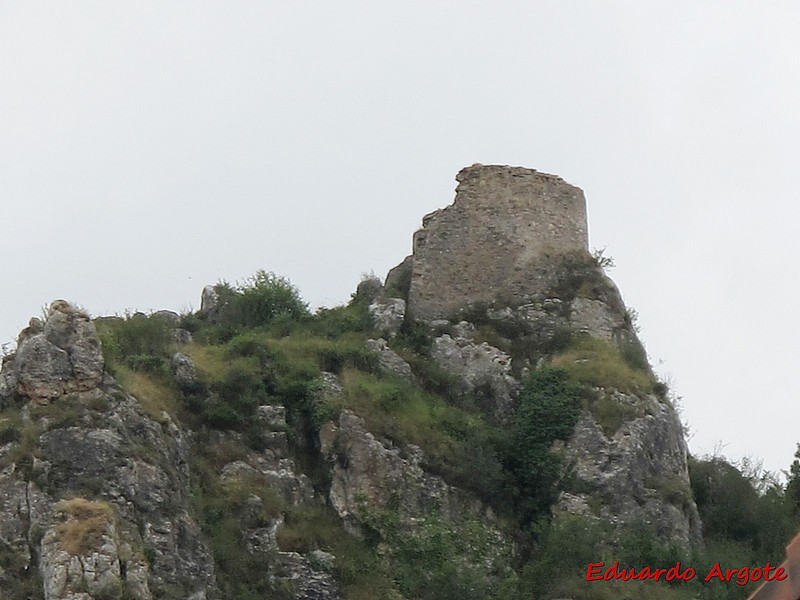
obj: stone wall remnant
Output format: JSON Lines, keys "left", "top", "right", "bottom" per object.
{"left": 406, "top": 164, "right": 589, "bottom": 321}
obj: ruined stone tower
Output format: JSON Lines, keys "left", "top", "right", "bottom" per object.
{"left": 406, "top": 164, "right": 590, "bottom": 320}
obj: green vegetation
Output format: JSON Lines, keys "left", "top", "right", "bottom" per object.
{"left": 549, "top": 251, "right": 616, "bottom": 308}
{"left": 277, "top": 502, "right": 398, "bottom": 599}
{"left": 359, "top": 508, "right": 517, "bottom": 600}
{"left": 201, "top": 270, "right": 310, "bottom": 342}
{"left": 585, "top": 390, "right": 643, "bottom": 437}
{"left": 96, "top": 313, "right": 175, "bottom": 374}
{"left": 689, "top": 455, "right": 795, "bottom": 565}
{"left": 188, "top": 441, "right": 292, "bottom": 600}
{"left": 551, "top": 334, "right": 655, "bottom": 394}
{"left": 505, "top": 368, "right": 583, "bottom": 524}
{"left": 75, "top": 269, "right": 800, "bottom": 600}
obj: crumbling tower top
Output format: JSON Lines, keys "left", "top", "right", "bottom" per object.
{"left": 407, "top": 164, "right": 589, "bottom": 320}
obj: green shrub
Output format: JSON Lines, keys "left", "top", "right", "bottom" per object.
{"left": 225, "top": 333, "right": 272, "bottom": 362}
{"left": 311, "top": 302, "right": 373, "bottom": 338}
{"left": 360, "top": 508, "right": 514, "bottom": 600}
{"left": 520, "top": 515, "right": 613, "bottom": 596}
{"left": 689, "top": 455, "right": 795, "bottom": 563}
{"left": 394, "top": 319, "right": 433, "bottom": 356}
{"left": 214, "top": 271, "right": 309, "bottom": 332}
{"left": 548, "top": 252, "right": 609, "bottom": 306}
{"left": 505, "top": 368, "right": 582, "bottom": 523}
{"left": 125, "top": 354, "right": 165, "bottom": 373}
{"left": 96, "top": 314, "right": 174, "bottom": 373}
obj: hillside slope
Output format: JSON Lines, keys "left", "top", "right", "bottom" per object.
{"left": 0, "top": 166, "right": 794, "bottom": 600}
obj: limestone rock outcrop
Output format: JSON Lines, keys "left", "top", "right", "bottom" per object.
{"left": 364, "top": 338, "right": 414, "bottom": 382}
{"left": 15, "top": 302, "right": 104, "bottom": 403}
{"left": 320, "top": 410, "right": 489, "bottom": 529}
{"left": 382, "top": 165, "right": 698, "bottom": 547}
{"left": 557, "top": 392, "right": 702, "bottom": 545}
{"left": 0, "top": 303, "right": 217, "bottom": 599}
{"left": 318, "top": 409, "right": 511, "bottom": 584}
{"left": 430, "top": 328, "right": 518, "bottom": 421}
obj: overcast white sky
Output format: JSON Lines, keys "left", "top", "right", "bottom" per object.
{"left": 2, "top": 2, "right": 798, "bottom": 475}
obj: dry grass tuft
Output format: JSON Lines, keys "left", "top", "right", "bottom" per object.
{"left": 55, "top": 498, "right": 114, "bottom": 555}
{"left": 114, "top": 366, "right": 177, "bottom": 422}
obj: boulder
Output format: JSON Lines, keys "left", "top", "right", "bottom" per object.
{"left": 368, "top": 298, "right": 406, "bottom": 336}
{"left": 15, "top": 301, "right": 104, "bottom": 403}
{"left": 200, "top": 285, "right": 220, "bottom": 318}
{"left": 171, "top": 353, "right": 200, "bottom": 393}
{"left": 364, "top": 339, "right": 414, "bottom": 381}
{"left": 430, "top": 332, "right": 518, "bottom": 421}
{"left": 354, "top": 276, "right": 384, "bottom": 305}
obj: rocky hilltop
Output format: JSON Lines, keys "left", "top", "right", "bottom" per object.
{"left": 0, "top": 165, "right": 709, "bottom": 599}
{"left": 383, "top": 164, "right": 700, "bottom": 542}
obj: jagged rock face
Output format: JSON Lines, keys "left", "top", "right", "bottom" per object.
{"left": 430, "top": 328, "right": 518, "bottom": 421}
{"left": 557, "top": 392, "right": 702, "bottom": 546}
{"left": 273, "top": 552, "right": 339, "bottom": 600}
{"left": 368, "top": 298, "right": 406, "bottom": 337}
{"left": 407, "top": 164, "right": 589, "bottom": 321}
{"left": 0, "top": 303, "right": 218, "bottom": 599}
{"left": 211, "top": 407, "right": 336, "bottom": 599}
{"left": 355, "top": 276, "right": 407, "bottom": 336}
{"left": 384, "top": 255, "right": 412, "bottom": 301}
{"left": 14, "top": 302, "right": 104, "bottom": 403}
{"left": 319, "top": 410, "right": 489, "bottom": 529}
{"left": 364, "top": 338, "right": 414, "bottom": 382}
{"left": 318, "top": 408, "right": 511, "bottom": 593}
{"left": 170, "top": 352, "right": 200, "bottom": 393}
{"left": 39, "top": 499, "right": 150, "bottom": 600}
{"left": 199, "top": 286, "right": 219, "bottom": 319}
{"left": 569, "top": 297, "right": 625, "bottom": 342}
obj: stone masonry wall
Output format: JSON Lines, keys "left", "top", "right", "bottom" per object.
{"left": 407, "top": 164, "right": 589, "bottom": 320}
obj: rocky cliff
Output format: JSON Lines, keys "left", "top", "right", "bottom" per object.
{"left": 384, "top": 163, "right": 701, "bottom": 545}
{"left": 0, "top": 165, "right": 703, "bottom": 599}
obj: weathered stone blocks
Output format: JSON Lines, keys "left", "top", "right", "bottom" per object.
{"left": 407, "top": 164, "right": 589, "bottom": 321}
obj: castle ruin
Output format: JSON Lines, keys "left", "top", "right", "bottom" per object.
{"left": 404, "top": 164, "right": 590, "bottom": 320}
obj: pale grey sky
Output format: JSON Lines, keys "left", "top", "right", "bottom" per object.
{"left": 2, "top": 2, "right": 798, "bottom": 474}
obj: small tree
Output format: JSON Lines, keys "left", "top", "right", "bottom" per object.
{"left": 786, "top": 444, "right": 800, "bottom": 513}
{"left": 216, "top": 270, "right": 309, "bottom": 331}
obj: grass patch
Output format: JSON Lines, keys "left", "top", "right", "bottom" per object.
{"left": 333, "top": 369, "right": 467, "bottom": 459}
{"left": 326, "top": 369, "right": 510, "bottom": 507}
{"left": 266, "top": 332, "right": 378, "bottom": 375}
{"left": 586, "top": 392, "right": 642, "bottom": 437}
{"left": 551, "top": 335, "right": 655, "bottom": 394}
{"left": 55, "top": 498, "right": 114, "bottom": 555}
{"left": 183, "top": 343, "right": 258, "bottom": 382}
{"left": 113, "top": 366, "right": 178, "bottom": 422}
